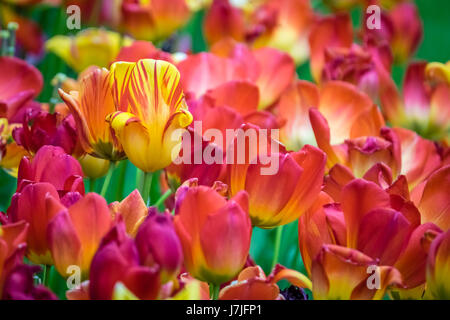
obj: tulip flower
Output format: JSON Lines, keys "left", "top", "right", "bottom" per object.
{"left": 12, "top": 111, "right": 78, "bottom": 155}
{"left": 165, "top": 127, "right": 226, "bottom": 190}
{"left": 311, "top": 244, "right": 403, "bottom": 300}
{"left": 120, "top": 0, "right": 191, "bottom": 42}
{"left": 109, "top": 189, "right": 148, "bottom": 236}
{"left": 179, "top": 44, "right": 295, "bottom": 110}
{"left": 391, "top": 223, "right": 442, "bottom": 298}
{"left": 426, "top": 230, "right": 450, "bottom": 299}
{"left": 46, "top": 28, "right": 130, "bottom": 73}
{"left": 16, "top": 145, "right": 84, "bottom": 194}
{"left": 2, "top": 264, "right": 57, "bottom": 300}
{"left": 320, "top": 39, "right": 396, "bottom": 105}
{"left": 47, "top": 193, "right": 113, "bottom": 279}
{"left": 115, "top": 41, "right": 173, "bottom": 63}
{"left": 0, "top": 220, "right": 28, "bottom": 296}
{"left": 89, "top": 222, "right": 161, "bottom": 300}
{"left": 78, "top": 154, "right": 111, "bottom": 180}
{"left": 277, "top": 80, "right": 318, "bottom": 150}
{"left": 249, "top": 0, "right": 316, "bottom": 65}
{"left": 64, "top": 0, "right": 122, "bottom": 28}
{"left": 309, "top": 13, "right": 353, "bottom": 83}
{"left": 393, "top": 127, "right": 441, "bottom": 189}
{"left": 364, "top": 3, "right": 422, "bottom": 64}
{"left": 173, "top": 180, "right": 252, "bottom": 285}
{"left": 8, "top": 182, "right": 66, "bottom": 265}
{"left": 0, "top": 118, "right": 29, "bottom": 177}
{"left": 59, "top": 67, "right": 126, "bottom": 161}
{"left": 381, "top": 61, "right": 450, "bottom": 143}
{"left": 228, "top": 129, "right": 326, "bottom": 228}
{"left": 203, "top": 0, "right": 245, "bottom": 46}
{"left": 414, "top": 165, "right": 450, "bottom": 230}
{"left": 219, "top": 265, "right": 311, "bottom": 300}
{"left": 308, "top": 81, "right": 387, "bottom": 171}
{"left": 0, "top": 56, "right": 43, "bottom": 122}
{"left": 135, "top": 208, "right": 183, "bottom": 283}
{"left": 107, "top": 59, "right": 193, "bottom": 173}
{"left": 299, "top": 178, "right": 443, "bottom": 297}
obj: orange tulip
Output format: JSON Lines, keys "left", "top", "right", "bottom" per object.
{"left": 59, "top": 67, "right": 126, "bottom": 161}
{"left": 120, "top": 0, "right": 191, "bottom": 42}
{"left": 414, "top": 165, "right": 450, "bottom": 231}
{"left": 47, "top": 193, "right": 113, "bottom": 278}
{"left": 228, "top": 128, "right": 326, "bottom": 228}
{"left": 219, "top": 265, "right": 311, "bottom": 300}
{"left": 109, "top": 189, "right": 148, "bottom": 237}
{"left": 173, "top": 180, "right": 251, "bottom": 284}
{"left": 8, "top": 182, "right": 65, "bottom": 265}
{"left": 0, "top": 220, "right": 28, "bottom": 296}
{"left": 311, "top": 244, "right": 402, "bottom": 300}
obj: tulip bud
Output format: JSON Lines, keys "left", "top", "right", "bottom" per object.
{"left": 17, "top": 145, "right": 84, "bottom": 194}
{"left": 78, "top": 154, "right": 111, "bottom": 179}
{"left": 135, "top": 208, "right": 183, "bottom": 283}
{"left": 174, "top": 181, "right": 252, "bottom": 284}
{"left": 8, "top": 182, "right": 66, "bottom": 265}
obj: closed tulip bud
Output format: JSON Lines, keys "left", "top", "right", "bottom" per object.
{"left": 89, "top": 222, "right": 161, "bottom": 300}
{"left": 17, "top": 145, "right": 84, "bottom": 194}
{"left": 8, "top": 182, "right": 66, "bottom": 265}
{"left": 174, "top": 180, "right": 252, "bottom": 284}
{"left": 135, "top": 208, "right": 183, "bottom": 283}
{"left": 109, "top": 189, "right": 148, "bottom": 237}
{"left": 78, "top": 154, "right": 111, "bottom": 179}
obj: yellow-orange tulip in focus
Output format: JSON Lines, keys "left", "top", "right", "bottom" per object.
{"left": 107, "top": 59, "right": 193, "bottom": 173}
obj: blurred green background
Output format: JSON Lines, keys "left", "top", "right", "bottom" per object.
{"left": 0, "top": 0, "right": 449, "bottom": 287}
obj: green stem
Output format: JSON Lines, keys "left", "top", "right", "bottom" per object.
{"left": 271, "top": 225, "right": 284, "bottom": 270}
{"left": 6, "top": 22, "right": 17, "bottom": 57}
{"left": 0, "top": 30, "right": 9, "bottom": 56}
{"left": 115, "top": 160, "right": 128, "bottom": 201}
{"left": 89, "top": 178, "right": 96, "bottom": 193}
{"left": 209, "top": 283, "right": 220, "bottom": 300}
{"left": 42, "top": 265, "right": 50, "bottom": 287}
{"left": 154, "top": 189, "right": 173, "bottom": 209}
{"left": 140, "top": 171, "right": 153, "bottom": 206}
{"left": 100, "top": 162, "right": 116, "bottom": 198}
{"left": 136, "top": 168, "right": 143, "bottom": 191}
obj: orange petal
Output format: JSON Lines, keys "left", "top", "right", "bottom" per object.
{"left": 418, "top": 165, "right": 450, "bottom": 230}
{"left": 341, "top": 179, "right": 390, "bottom": 248}
{"left": 253, "top": 48, "right": 296, "bottom": 109}
{"left": 308, "top": 14, "right": 353, "bottom": 83}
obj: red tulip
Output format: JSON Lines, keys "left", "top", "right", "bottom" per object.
{"left": 135, "top": 208, "right": 183, "bottom": 283}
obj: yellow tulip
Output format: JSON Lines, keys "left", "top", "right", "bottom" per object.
{"left": 107, "top": 59, "right": 193, "bottom": 172}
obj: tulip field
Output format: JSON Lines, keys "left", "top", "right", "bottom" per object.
{"left": 0, "top": 0, "right": 449, "bottom": 302}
